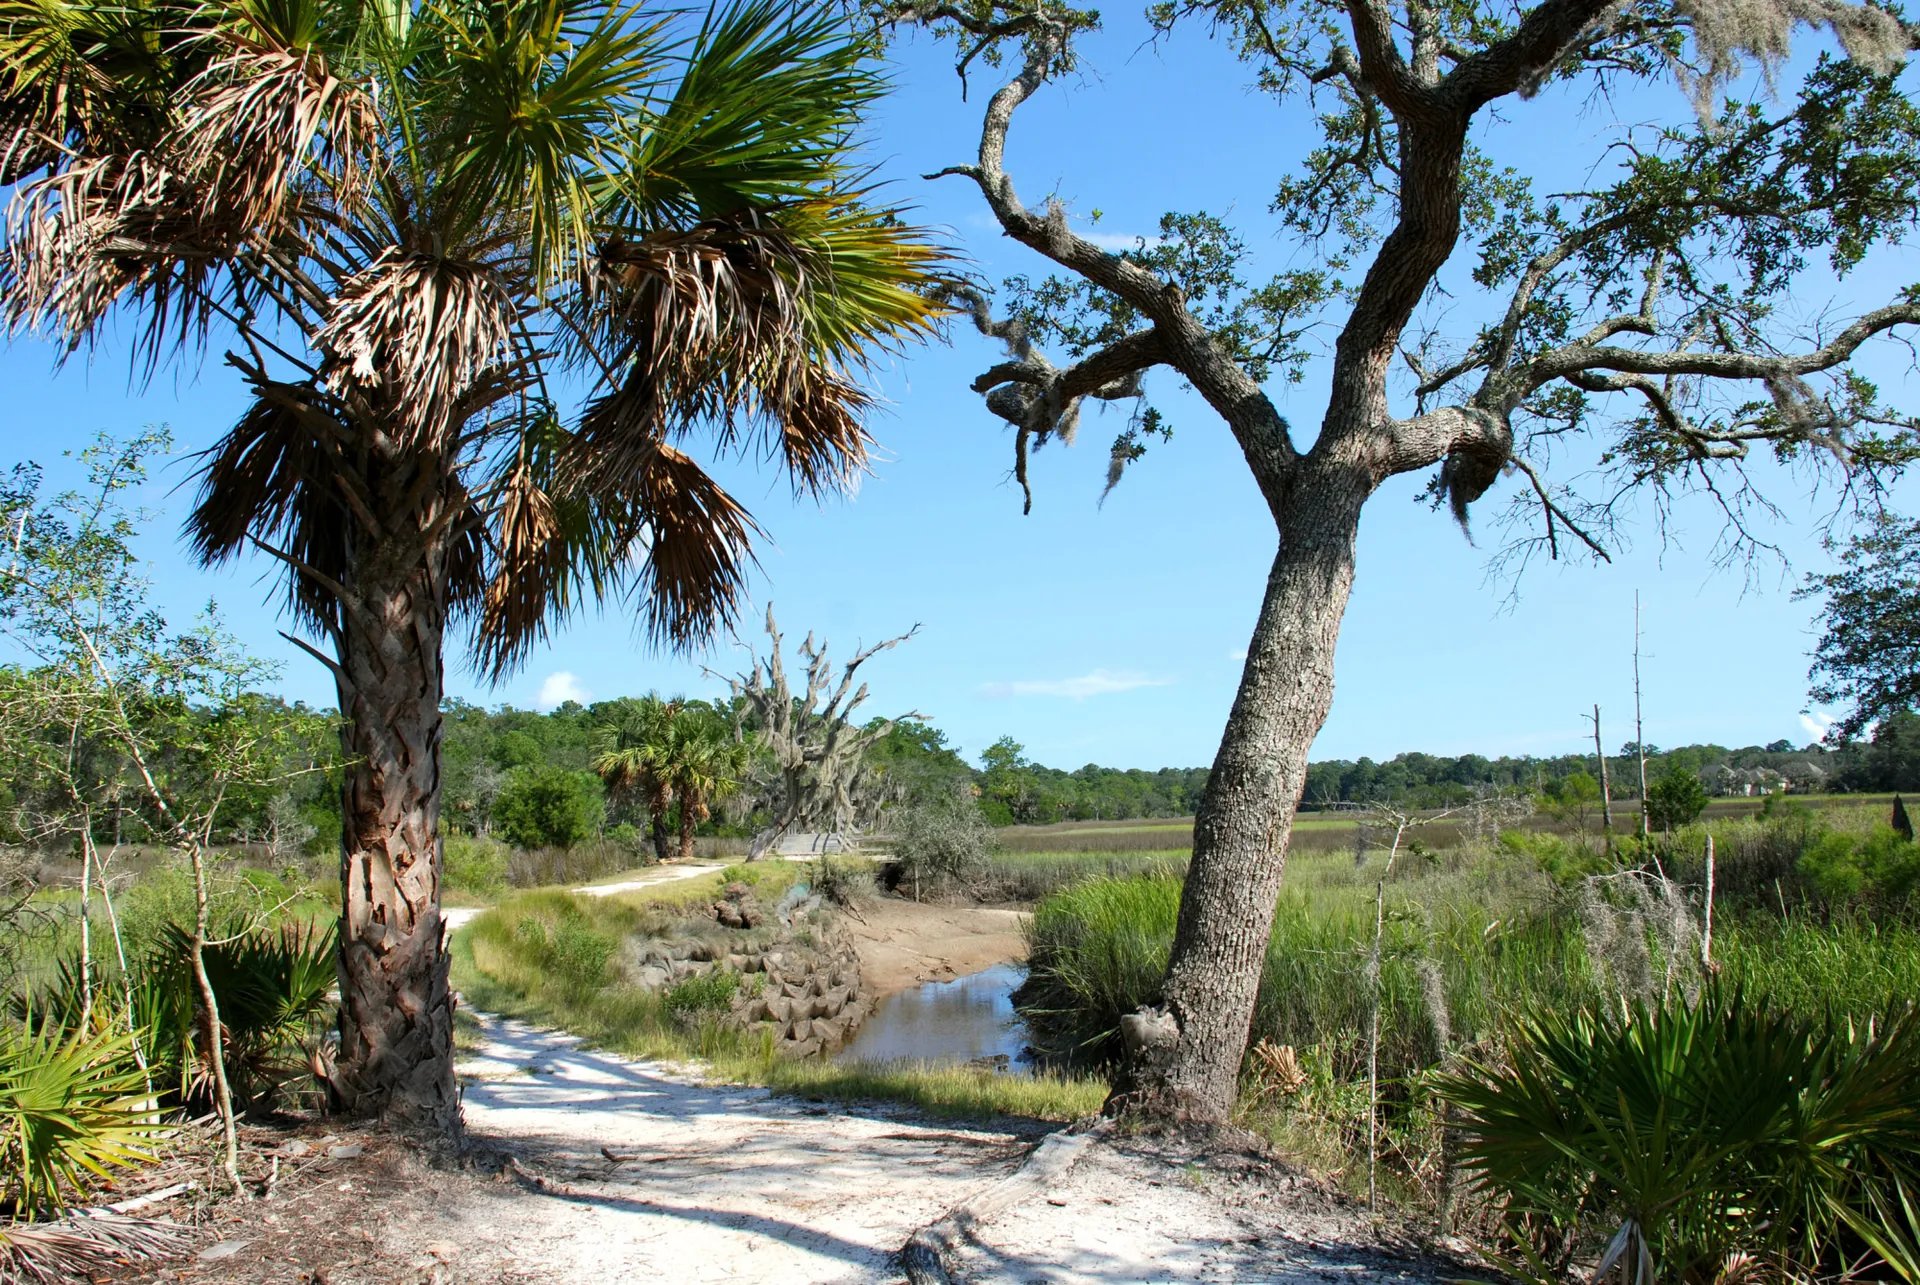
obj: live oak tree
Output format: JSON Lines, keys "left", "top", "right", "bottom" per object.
{"left": 1802, "top": 510, "right": 1920, "bottom": 739}
{"left": 890, "top": 0, "right": 1920, "bottom": 1118}
{"left": 0, "top": 0, "right": 944, "bottom": 1129}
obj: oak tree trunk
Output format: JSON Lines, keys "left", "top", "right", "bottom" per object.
{"left": 330, "top": 519, "right": 460, "bottom": 1133}
{"left": 1118, "top": 467, "right": 1371, "bottom": 1120}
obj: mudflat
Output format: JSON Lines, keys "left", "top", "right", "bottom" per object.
{"left": 840, "top": 898, "right": 1029, "bottom": 997}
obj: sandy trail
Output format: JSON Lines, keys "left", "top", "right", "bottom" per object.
{"left": 453, "top": 1017, "right": 1033, "bottom": 1283}
{"left": 449, "top": 1007, "right": 1437, "bottom": 1285}
{"left": 441, "top": 861, "right": 732, "bottom": 937}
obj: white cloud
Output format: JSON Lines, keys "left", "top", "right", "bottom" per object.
{"left": 1798, "top": 711, "right": 1835, "bottom": 742}
{"left": 1228, "top": 649, "right": 1248, "bottom": 661}
{"left": 979, "top": 669, "right": 1173, "bottom": 700}
{"left": 536, "top": 670, "right": 592, "bottom": 710}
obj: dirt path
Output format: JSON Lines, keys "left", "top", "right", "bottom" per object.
{"left": 452, "top": 1017, "right": 1036, "bottom": 1282}
{"left": 439, "top": 1008, "right": 1442, "bottom": 1285}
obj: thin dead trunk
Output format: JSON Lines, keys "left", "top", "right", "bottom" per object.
{"left": 1634, "top": 593, "right": 1649, "bottom": 839}
{"left": 1118, "top": 472, "right": 1369, "bottom": 1120}
{"left": 186, "top": 835, "right": 244, "bottom": 1195}
{"left": 330, "top": 523, "right": 460, "bottom": 1133}
{"left": 1592, "top": 705, "right": 1614, "bottom": 855}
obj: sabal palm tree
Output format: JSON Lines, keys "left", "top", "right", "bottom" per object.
{"left": 591, "top": 694, "right": 676, "bottom": 864}
{"left": 664, "top": 708, "right": 751, "bottom": 862}
{"left": 0, "top": 0, "right": 945, "bottom": 1128}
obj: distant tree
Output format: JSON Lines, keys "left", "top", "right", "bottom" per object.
{"left": 493, "top": 766, "right": 602, "bottom": 851}
{"left": 1647, "top": 767, "right": 1710, "bottom": 833}
{"left": 1541, "top": 771, "right": 1603, "bottom": 835}
{"left": 592, "top": 696, "right": 679, "bottom": 864}
{"left": 1803, "top": 513, "right": 1920, "bottom": 741}
{"left": 663, "top": 710, "right": 753, "bottom": 861}
{"left": 720, "top": 608, "right": 921, "bottom": 855}
{"left": 1844, "top": 711, "right": 1920, "bottom": 792}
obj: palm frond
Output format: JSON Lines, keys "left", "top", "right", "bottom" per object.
{"left": 187, "top": 387, "right": 352, "bottom": 640}
{"left": 173, "top": 34, "right": 378, "bottom": 237}
{"left": 317, "top": 250, "right": 516, "bottom": 446}
{"left": 612, "top": 0, "right": 884, "bottom": 222}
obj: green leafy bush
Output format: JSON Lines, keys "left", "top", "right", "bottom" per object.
{"left": 444, "top": 834, "right": 510, "bottom": 898}
{"left": 1799, "top": 824, "right": 1920, "bottom": 908}
{"left": 1438, "top": 988, "right": 1920, "bottom": 1284}
{"left": 0, "top": 1022, "right": 160, "bottom": 1213}
{"left": 549, "top": 921, "right": 615, "bottom": 989}
{"left": 1646, "top": 766, "right": 1708, "bottom": 832}
{"left": 493, "top": 766, "right": 603, "bottom": 850}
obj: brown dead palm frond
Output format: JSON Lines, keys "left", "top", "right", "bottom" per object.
{"left": 187, "top": 387, "right": 357, "bottom": 637}
{"left": 0, "top": 1215, "right": 186, "bottom": 1284}
{"left": 173, "top": 36, "right": 378, "bottom": 237}
{"left": 316, "top": 251, "right": 518, "bottom": 447}
{"left": 1, "top": 146, "right": 239, "bottom": 357}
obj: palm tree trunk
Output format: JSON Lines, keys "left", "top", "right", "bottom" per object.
{"left": 329, "top": 522, "right": 460, "bottom": 1134}
{"left": 677, "top": 786, "right": 699, "bottom": 863}
{"left": 649, "top": 783, "right": 673, "bottom": 864}
{"left": 1117, "top": 476, "right": 1367, "bottom": 1121}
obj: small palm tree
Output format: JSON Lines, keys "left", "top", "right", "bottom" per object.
{"left": 591, "top": 694, "right": 677, "bottom": 864}
{"left": 664, "top": 709, "right": 752, "bottom": 861}
{"left": 0, "top": 0, "right": 945, "bottom": 1127}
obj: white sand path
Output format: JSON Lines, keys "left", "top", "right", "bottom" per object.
{"left": 445, "top": 1005, "right": 1445, "bottom": 1285}
{"left": 441, "top": 861, "right": 733, "bottom": 939}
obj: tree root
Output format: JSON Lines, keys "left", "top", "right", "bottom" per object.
{"left": 899, "top": 1119, "right": 1111, "bottom": 1285}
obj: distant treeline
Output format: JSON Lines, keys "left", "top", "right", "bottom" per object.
{"left": 27, "top": 694, "right": 1902, "bottom": 856}
{"left": 431, "top": 698, "right": 1920, "bottom": 834}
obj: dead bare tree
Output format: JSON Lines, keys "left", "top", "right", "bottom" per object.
{"left": 719, "top": 607, "right": 922, "bottom": 858}
{"left": 887, "top": 0, "right": 1920, "bottom": 1120}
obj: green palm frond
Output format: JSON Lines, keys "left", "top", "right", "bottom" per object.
{"left": 1439, "top": 989, "right": 1920, "bottom": 1284}
{"left": 0, "top": 1020, "right": 160, "bottom": 1215}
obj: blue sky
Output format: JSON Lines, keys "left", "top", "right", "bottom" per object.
{"left": 2, "top": 14, "right": 1912, "bottom": 771}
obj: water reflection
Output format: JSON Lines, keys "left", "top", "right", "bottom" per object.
{"left": 836, "top": 962, "right": 1032, "bottom": 1069}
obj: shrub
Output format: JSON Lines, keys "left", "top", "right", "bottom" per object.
{"left": 1439, "top": 988, "right": 1920, "bottom": 1284}
{"left": 891, "top": 783, "right": 996, "bottom": 895}
{"left": 1798, "top": 823, "right": 1920, "bottom": 908}
{"left": 549, "top": 920, "right": 615, "bottom": 989}
{"left": 493, "top": 766, "right": 603, "bottom": 850}
{"left": 0, "top": 1022, "right": 160, "bottom": 1213}
{"left": 26, "top": 920, "right": 336, "bottom": 1112}
{"left": 1646, "top": 766, "right": 1708, "bottom": 832}
{"left": 444, "top": 834, "right": 510, "bottom": 898}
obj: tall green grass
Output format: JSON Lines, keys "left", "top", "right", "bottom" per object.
{"left": 1017, "top": 804, "right": 1920, "bottom": 1201}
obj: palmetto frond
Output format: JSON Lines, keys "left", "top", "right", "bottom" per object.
{"left": 318, "top": 251, "right": 519, "bottom": 446}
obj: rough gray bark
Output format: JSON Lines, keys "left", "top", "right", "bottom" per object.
{"left": 327, "top": 499, "right": 460, "bottom": 1133}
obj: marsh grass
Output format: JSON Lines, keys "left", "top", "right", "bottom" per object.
{"left": 1019, "top": 805, "right": 1920, "bottom": 1206}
